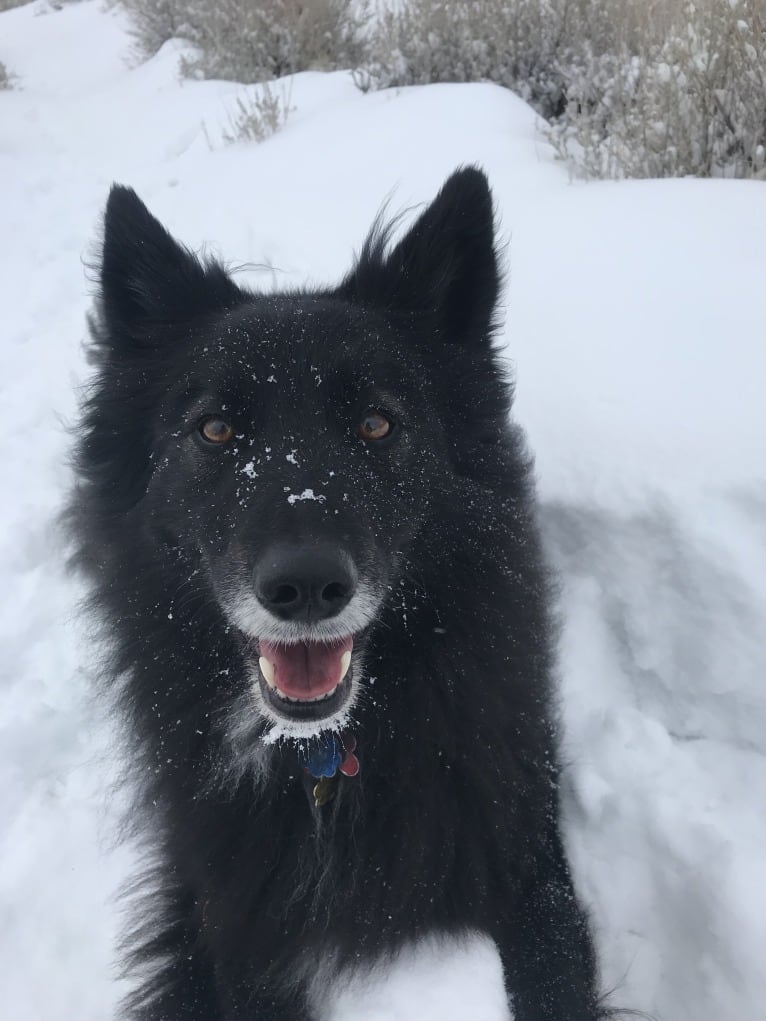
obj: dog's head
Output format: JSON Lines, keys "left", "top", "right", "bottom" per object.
{"left": 81, "top": 168, "right": 511, "bottom": 738}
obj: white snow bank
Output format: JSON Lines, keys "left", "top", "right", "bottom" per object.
{"left": 0, "top": 2, "right": 764, "bottom": 1020}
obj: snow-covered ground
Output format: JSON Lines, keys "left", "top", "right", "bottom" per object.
{"left": 1, "top": 3, "right": 765, "bottom": 1019}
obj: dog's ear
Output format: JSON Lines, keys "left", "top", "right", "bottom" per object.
{"left": 339, "top": 167, "right": 500, "bottom": 345}
{"left": 99, "top": 185, "right": 242, "bottom": 338}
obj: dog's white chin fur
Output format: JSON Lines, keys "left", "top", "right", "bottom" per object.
{"left": 248, "top": 660, "right": 359, "bottom": 743}
{"left": 213, "top": 666, "right": 362, "bottom": 792}
{"left": 260, "top": 700, "right": 357, "bottom": 743}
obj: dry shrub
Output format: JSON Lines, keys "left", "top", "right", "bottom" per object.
{"left": 368, "top": 0, "right": 766, "bottom": 178}
{"left": 551, "top": 0, "right": 766, "bottom": 179}
{"left": 117, "top": 0, "right": 190, "bottom": 59}
{"left": 121, "top": 0, "right": 368, "bottom": 81}
{"left": 363, "top": 0, "right": 571, "bottom": 119}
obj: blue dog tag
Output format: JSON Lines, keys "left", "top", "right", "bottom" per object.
{"left": 305, "top": 734, "right": 342, "bottom": 779}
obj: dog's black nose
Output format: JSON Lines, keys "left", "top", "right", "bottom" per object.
{"left": 254, "top": 546, "right": 357, "bottom": 622}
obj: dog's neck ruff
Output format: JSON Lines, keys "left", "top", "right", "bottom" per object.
{"left": 303, "top": 732, "right": 359, "bottom": 808}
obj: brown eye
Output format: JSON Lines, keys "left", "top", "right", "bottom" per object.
{"left": 357, "top": 410, "right": 393, "bottom": 442}
{"left": 199, "top": 416, "right": 234, "bottom": 445}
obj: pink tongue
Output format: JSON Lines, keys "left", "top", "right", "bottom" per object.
{"left": 260, "top": 637, "right": 353, "bottom": 700}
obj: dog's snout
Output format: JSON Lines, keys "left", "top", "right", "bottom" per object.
{"left": 254, "top": 546, "right": 357, "bottom": 622}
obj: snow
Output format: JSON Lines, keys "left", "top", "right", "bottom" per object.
{"left": 1, "top": 2, "right": 764, "bottom": 1019}
{"left": 288, "top": 489, "right": 326, "bottom": 505}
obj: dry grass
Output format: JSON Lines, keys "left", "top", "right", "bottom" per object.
{"left": 221, "top": 81, "right": 294, "bottom": 144}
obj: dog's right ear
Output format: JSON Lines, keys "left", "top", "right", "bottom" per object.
{"left": 337, "top": 167, "right": 499, "bottom": 348}
{"left": 99, "top": 185, "right": 241, "bottom": 340}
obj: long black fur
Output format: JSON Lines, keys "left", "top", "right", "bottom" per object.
{"left": 70, "top": 167, "right": 607, "bottom": 1020}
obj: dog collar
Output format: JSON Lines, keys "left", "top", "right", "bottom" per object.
{"left": 303, "top": 732, "right": 359, "bottom": 808}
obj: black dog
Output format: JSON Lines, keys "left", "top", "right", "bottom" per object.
{"left": 71, "top": 168, "right": 606, "bottom": 1020}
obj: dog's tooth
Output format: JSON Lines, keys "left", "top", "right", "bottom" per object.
{"left": 271, "top": 681, "right": 340, "bottom": 705}
{"left": 259, "top": 657, "right": 276, "bottom": 687}
{"left": 340, "top": 651, "right": 352, "bottom": 680}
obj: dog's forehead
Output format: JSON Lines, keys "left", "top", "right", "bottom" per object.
{"left": 225, "top": 296, "right": 372, "bottom": 356}
{"left": 194, "top": 295, "right": 409, "bottom": 391}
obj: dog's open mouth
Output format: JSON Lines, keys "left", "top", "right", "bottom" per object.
{"left": 255, "top": 636, "right": 355, "bottom": 722}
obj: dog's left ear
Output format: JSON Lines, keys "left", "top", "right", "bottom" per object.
{"left": 339, "top": 166, "right": 499, "bottom": 345}
{"left": 99, "top": 185, "right": 242, "bottom": 341}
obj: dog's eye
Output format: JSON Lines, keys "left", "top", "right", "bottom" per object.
{"left": 357, "top": 411, "right": 393, "bottom": 442}
{"left": 198, "top": 416, "right": 234, "bottom": 445}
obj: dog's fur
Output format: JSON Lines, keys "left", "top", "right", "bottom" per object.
{"left": 70, "top": 168, "right": 606, "bottom": 1020}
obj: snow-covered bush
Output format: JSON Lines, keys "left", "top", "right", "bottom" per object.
{"left": 551, "top": 0, "right": 766, "bottom": 179}
{"left": 122, "top": 0, "right": 368, "bottom": 81}
{"left": 117, "top": 0, "right": 189, "bottom": 59}
{"left": 222, "top": 82, "right": 294, "bottom": 144}
{"left": 362, "top": 0, "right": 571, "bottom": 119}
{"left": 368, "top": 0, "right": 766, "bottom": 179}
